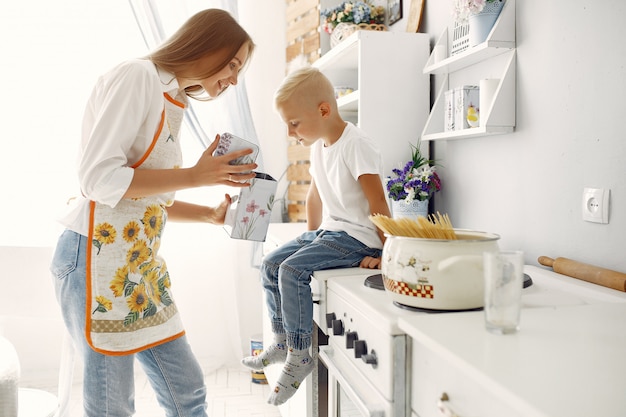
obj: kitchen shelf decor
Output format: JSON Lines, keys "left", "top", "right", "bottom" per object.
{"left": 329, "top": 21, "right": 387, "bottom": 48}
{"left": 421, "top": 0, "right": 516, "bottom": 141}
{"left": 320, "top": 0, "right": 387, "bottom": 47}
{"left": 313, "top": 29, "right": 430, "bottom": 180}
{"left": 468, "top": 0, "right": 505, "bottom": 47}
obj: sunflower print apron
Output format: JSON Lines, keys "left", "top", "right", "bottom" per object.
{"left": 86, "top": 92, "right": 185, "bottom": 354}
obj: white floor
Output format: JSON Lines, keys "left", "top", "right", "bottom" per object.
{"left": 24, "top": 366, "right": 281, "bottom": 417}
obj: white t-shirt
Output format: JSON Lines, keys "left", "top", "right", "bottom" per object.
{"left": 309, "top": 122, "right": 384, "bottom": 249}
{"left": 60, "top": 59, "right": 186, "bottom": 236}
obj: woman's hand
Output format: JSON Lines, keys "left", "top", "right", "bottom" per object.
{"left": 210, "top": 194, "right": 232, "bottom": 225}
{"left": 193, "top": 134, "right": 258, "bottom": 187}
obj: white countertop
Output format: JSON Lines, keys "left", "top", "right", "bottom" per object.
{"left": 266, "top": 224, "right": 626, "bottom": 415}
{"left": 399, "top": 301, "right": 626, "bottom": 417}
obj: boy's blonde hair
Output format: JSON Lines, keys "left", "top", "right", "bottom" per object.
{"left": 274, "top": 66, "right": 336, "bottom": 109}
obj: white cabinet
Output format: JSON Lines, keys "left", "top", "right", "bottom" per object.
{"left": 313, "top": 30, "right": 430, "bottom": 174}
{"left": 421, "top": 0, "right": 516, "bottom": 141}
{"left": 399, "top": 299, "right": 626, "bottom": 417}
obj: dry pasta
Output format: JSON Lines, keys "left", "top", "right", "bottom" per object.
{"left": 369, "top": 212, "right": 457, "bottom": 240}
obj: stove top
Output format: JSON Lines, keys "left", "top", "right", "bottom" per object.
{"left": 325, "top": 265, "right": 626, "bottom": 337}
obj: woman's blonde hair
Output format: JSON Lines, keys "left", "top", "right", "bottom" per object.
{"left": 149, "top": 9, "right": 255, "bottom": 100}
{"left": 274, "top": 66, "right": 336, "bottom": 109}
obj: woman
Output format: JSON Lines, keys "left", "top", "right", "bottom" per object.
{"left": 50, "top": 9, "right": 256, "bottom": 417}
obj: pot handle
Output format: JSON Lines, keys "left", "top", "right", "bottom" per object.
{"left": 438, "top": 255, "right": 483, "bottom": 272}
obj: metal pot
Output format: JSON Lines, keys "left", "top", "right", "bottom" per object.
{"left": 381, "top": 230, "right": 500, "bottom": 310}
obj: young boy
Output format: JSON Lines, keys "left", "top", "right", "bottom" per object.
{"left": 242, "top": 66, "right": 391, "bottom": 405}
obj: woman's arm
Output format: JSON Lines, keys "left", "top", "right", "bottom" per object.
{"left": 123, "top": 135, "right": 257, "bottom": 199}
{"left": 165, "top": 195, "right": 231, "bottom": 224}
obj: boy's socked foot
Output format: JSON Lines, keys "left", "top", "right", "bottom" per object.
{"left": 241, "top": 342, "right": 287, "bottom": 370}
{"left": 267, "top": 348, "right": 314, "bottom": 406}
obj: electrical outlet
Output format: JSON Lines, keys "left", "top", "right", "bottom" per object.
{"left": 582, "top": 188, "right": 610, "bottom": 224}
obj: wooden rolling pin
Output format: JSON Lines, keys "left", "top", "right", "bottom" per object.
{"left": 538, "top": 256, "right": 626, "bottom": 292}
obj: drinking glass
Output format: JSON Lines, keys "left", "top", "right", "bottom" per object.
{"left": 483, "top": 250, "right": 524, "bottom": 334}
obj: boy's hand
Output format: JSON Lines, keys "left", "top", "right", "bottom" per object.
{"left": 360, "top": 256, "right": 381, "bottom": 269}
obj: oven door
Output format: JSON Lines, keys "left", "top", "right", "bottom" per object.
{"left": 319, "top": 346, "right": 390, "bottom": 417}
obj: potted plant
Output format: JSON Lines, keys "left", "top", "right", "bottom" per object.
{"left": 386, "top": 141, "right": 441, "bottom": 219}
{"left": 321, "top": 1, "right": 386, "bottom": 34}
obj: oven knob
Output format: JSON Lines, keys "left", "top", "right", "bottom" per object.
{"left": 362, "top": 349, "right": 378, "bottom": 367}
{"left": 354, "top": 340, "right": 367, "bottom": 358}
{"left": 325, "top": 313, "right": 336, "bottom": 329}
{"left": 332, "top": 319, "right": 344, "bottom": 336}
{"left": 346, "top": 331, "right": 358, "bottom": 349}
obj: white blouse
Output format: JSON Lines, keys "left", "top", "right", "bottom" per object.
{"left": 60, "top": 59, "right": 185, "bottom": 236}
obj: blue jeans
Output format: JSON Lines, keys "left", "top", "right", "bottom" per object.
{"left": 50, "top": 230, "right": 207, "bottom": 417}
{"left": 261, "top": 230, "right": 380, "bottom": 350}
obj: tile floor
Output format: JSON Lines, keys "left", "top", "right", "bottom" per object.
{"left": 25, "top": 366, "right": 281, "bottom": 417}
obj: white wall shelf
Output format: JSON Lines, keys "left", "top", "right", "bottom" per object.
{"left": 421, "top": 0, "right": 516, "bottom": 141}
{"left": 313, "top": 30, "right": 430, "bottom": 173}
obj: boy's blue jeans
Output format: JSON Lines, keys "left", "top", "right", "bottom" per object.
{"left": 261, "top": 230, "right": 380, "bottom": 350}
{"left": 50, "top": 230, "right": 208, "bottom": 417}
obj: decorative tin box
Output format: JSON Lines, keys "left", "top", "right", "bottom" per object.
{"left": 215, "top": 132, "right": 277, "bottom": 242}
{"left": 223, "top": 172, "right": 277, "bottom": 242}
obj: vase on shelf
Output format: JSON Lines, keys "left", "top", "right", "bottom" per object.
{"left": 468, "top": 0, "right": 505, "bottom": 47}
{"left": 391, "top": 199, "right": 428, "bottom": 220}
{"left": 330, "top": 22, "right": 387, "bottom": 48}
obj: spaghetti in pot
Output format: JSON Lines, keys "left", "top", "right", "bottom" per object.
{"left": 369, "top": 212, "right": 457, "bottom": 240}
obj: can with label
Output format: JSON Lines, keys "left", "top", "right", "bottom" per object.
{"left": 250, "top": 335, "right": 267, "bottom": 384}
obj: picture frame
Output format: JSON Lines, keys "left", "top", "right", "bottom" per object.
{"left": 406, "top": 0, "right": 425, "bottom": 33}
{"left": 387, "top": 0, "right": 403, "bottom": 26}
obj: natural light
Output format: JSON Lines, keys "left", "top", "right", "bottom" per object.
{"left": 1, "top": 0, "right": 241, "bottom": 247}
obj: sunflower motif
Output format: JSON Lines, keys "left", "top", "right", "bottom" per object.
{"left": 161, "top": 268, "right": 171, "bottom": 288}
{"left": 92, "top": 295, "right": 113, "bottom": 314}
{"left": 126, "top": 240, "right": 151, "bottom": 273}
{"left": 110, "top": 266, "right": 129, "bottom": 297}
{"left": 143, "top": 268, "right": 162, "bottom": 304}
{"left": 142, "top": 205, "right": 163, "bottom": 240}
{"left": 127, "top": 283, "right": 149, "bottom": 313}
{"left": 140, "top": 258, "right": 159, "bottom": 274}
{"left": 94, "top": 222, "right": 116, "bottom": 244}
{"left": 122, "top": 221, "right": 141, "bottom": 243}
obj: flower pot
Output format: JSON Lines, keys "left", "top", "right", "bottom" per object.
{"left": 391, "top": 199, "right": 428, "bottom": 220}
{"left": 468, "top": 0, "right": 505, "bottom": 47}
{"left": 330, "top": 22, "right": 387, "bottom": 48}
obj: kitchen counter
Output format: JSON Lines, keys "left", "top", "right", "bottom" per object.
{"left": 265, "top": 224, "right": 626, "bottom": 416}
{"left": 399, "top": 299, "right": 626, "bottom": 417}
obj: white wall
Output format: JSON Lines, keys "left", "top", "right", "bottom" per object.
{"left": 419, "top": 0, "right": 626, "bottom": 271}
{"left": 248, "top": 0, "right": 626, "bottom": 273}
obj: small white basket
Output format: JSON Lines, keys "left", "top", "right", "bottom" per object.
{"left": 451, "top": 20, "right": 469, "bottom": 56}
